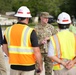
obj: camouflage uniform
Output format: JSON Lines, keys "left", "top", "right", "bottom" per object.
{"left": 35, "top": 23, "right": 57, "bottom": 75}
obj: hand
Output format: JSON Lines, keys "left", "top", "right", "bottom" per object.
{"left": 41, "top": 40, "right": 47, "bottom": 44}
{"left": 44, "top": 37, "right": 50, "bottom": 41}
{"left": 65, "top": 60, "right": 75, "bottom": 69}
{"left": 40, "top": 37, "right": 50, "bottom": 45}
{"left": 60, "top": 61, "right": 67, "bottom": 67}
{"left": 37, "top": 65, "right": 43, "bottom": 74}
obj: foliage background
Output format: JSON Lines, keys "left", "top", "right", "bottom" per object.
{"left": 0, "top": 0, "right": 76, "bottom": 18}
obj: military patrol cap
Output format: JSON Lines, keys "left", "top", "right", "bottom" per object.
{"left": 40, "top": 12, "right": 50, "bottom": 18}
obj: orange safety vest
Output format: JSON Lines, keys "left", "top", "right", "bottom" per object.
{"left": 4, "top": 24, "right": 36, "bottom": 66}
{"left": 50, "top": 30, "right": 76, "bottom": 70}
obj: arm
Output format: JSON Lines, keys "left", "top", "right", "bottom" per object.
{"left": 73, "top": 56, "right": 76, "bottom": 63}
{"left": 48, "top": 40, "right": 66, "bottom": 67}
{"left": 31, "top": 30, "right": 43, "bottom": 72}
{"left": 50, "top": 25, "right": 58, "bottom": 35}
{"left": 33, "top": 47, "right": 43, "bottom": 72}
{"left": 2, "top": 44, "right": 9, "bottom": 56}
{"left": 48, "top": 56, "right": 66, "bottom": 67}
{"left": 2, "top": 36, "right": 9, "bottom": 56}
{"left": 66, "top": 56, "right": 76, "bottom": 69}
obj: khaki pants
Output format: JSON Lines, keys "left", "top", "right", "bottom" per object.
{"left": 0, "top": 47, "right": 7, "bottom": 75}
{"left": 10, "top": 69, "right": 35, "bottom": 75}
{"left": 35, "top": 53, "right": 52, "bottom": 75}
{"left": 53, "top": 67, "right": 76, "bottom": 75}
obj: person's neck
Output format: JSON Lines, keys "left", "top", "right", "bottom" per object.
{"left": 18, "top": 22, "right": 28, "bottom": 25}
{"left": 41, "top": 22, "right": 47, "bottom": 26}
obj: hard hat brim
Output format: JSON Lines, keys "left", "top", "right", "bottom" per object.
{"left": 14, "top": 14, "right": 32, "bottom": 18}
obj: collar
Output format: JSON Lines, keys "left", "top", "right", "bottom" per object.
{"left": 60, "top": 29, "right": 69, "bottom": 31}
{"left": 17, "top": 22, "right": 27, "bottom": 25}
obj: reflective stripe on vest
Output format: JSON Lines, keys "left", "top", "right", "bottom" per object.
{"left": 5, "top": 24, "right": 35, "bottom": 65}
{"left": 51, "top": 31, "right": 76, "bottom": 70}
{"left": 52, "top": 35, "right": 62, "bottom": 70}
{"left": 75, "top": 34, "right": 76, "bottom": 56}
{"left": 5, "top": 27, "right": 12, "bottom": 45}
{"left": 8, "top": 47, "right": 34, "bottom": 54}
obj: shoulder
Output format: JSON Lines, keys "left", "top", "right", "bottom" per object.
{"left": 34, "top": 24, "right": 43, "bottom": 32}
{"left": 50, "top": 34, "right": 57, "bottom": 41}
{"left": 35, "top": 23, "right": 41, "bottom": 28}
{"left": 5, "top": 26, "right": 11, "bottom": 31}
{"left": 45, "top": 24, "right": 55, "bottom": 32}
{"left": 26, "top": 25, "right": 34, "bottom": 31}
{"left": 34, "top": 24, "right": 39, "bottom": 28}
{"left": 46, "top": 23, "right": 54, "bottom": 28}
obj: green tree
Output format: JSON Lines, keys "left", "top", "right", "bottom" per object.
{"left": 22, "top": 0, "right": 61, "bottom": 17}
{"left": 0, "top": 0, "right": 12, "bottom": 14}
{"left": 59, "top": 0, "right": 76, "bottom": 17}
{"left": 0, "top": 0, "right": 76, "bottom": 17}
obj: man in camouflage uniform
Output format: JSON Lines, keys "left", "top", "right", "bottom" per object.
{"left": 35, "top": 12, "right": 57, "bottom": 75}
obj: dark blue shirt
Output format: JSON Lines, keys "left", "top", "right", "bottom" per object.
{"left": 0, "top": 25, "right": 3, "bottom": 45}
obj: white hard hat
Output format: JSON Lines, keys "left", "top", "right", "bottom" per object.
{"left": 14, "top": 6, "right": 32, "bottom": 18}
{"left": 57, "top": 12, "right": 71, "bottom": 24}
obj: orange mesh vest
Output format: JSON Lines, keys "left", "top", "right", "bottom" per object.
{"left": 4, "top": 24, "right": 36, "bottom": 66}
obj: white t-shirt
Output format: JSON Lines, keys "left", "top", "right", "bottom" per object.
{"left": 48, "top": 40, "right": 54, "bottom": 57}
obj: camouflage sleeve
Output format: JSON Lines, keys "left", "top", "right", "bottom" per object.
{"left": 34, "top": 25, "right": 42, "bottom": 45}
{"left": 38, "top": 38, "right": 43, "bottom": 46}
{"left": 50, "top": 24, "right": 58, "bottom": 35}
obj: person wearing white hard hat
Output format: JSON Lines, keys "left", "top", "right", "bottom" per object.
{"left": 48, "top": 12, "right": 76, "bottom": 75}
{"left": 2, "top": 6, "right": 43, "bottom": 75}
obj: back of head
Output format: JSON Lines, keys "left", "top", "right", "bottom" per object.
{"left": 57, "top": 12, "right": 71, "bottom": 29}
{"left": 14, "top": 6, "right": 32, "bottom": 18}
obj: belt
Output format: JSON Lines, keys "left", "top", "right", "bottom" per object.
{"left": 41, "top": 53, "right": 47, "bottom": 54}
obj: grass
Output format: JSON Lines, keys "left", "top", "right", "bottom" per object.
{"left": 1, "top": 22, "right": 58, "bottom": 30}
